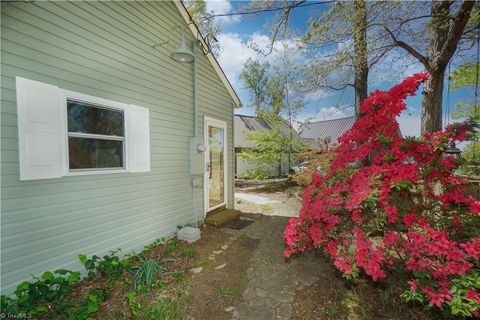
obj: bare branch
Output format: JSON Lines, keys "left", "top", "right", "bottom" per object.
{"left": 437, "top": 0, "right": 476, "bottom": 68}
{"left": 376, "top": 23, "right": 430, "bottom": 68}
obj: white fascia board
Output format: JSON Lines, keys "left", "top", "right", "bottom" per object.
{"left": 173, "top": 0, "right": 242, "bottom": 109}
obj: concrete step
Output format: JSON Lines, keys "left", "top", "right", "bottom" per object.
{"left": 205, "top": 208, "right": 241, "bottom": 227}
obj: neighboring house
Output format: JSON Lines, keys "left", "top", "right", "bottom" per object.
{"left": 299, "top": 117, "right": 356, "bottom": 149}
{"left": 234, "top": 115, "right": 294, "bottom": 177}
{"left": 0, "top": 1, "right": 241, "bottom": 294}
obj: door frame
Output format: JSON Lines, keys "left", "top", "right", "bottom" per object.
{"left": 204, "top": 116, "right": 228, "bottom": 214}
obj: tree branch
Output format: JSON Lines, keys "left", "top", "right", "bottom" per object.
{"left": 437, "top": 0, "right": 476, "bottom": 68}
{"left": 377, "top": 23, "right": 430, "bottom": 68}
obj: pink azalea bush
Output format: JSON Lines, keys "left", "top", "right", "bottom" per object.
{"left": 284, "top": 73, "right": 480, "bottom": 317}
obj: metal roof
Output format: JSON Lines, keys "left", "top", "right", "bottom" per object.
{"left": 299, "top": 116, "right": 356, "bottom": 147}
{"left": 234, "top": 115, "right": 294, "bottom": 148}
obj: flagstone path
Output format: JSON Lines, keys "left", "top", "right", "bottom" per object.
{"left": 223, "top": 215, "right": 329, "bottom": 320}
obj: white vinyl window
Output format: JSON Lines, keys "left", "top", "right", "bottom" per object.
{"left": 16, "top": 77, "right": 151, "bottom": 181}
{"left": 66, "top": 99, "right": 126, "bottom": 172}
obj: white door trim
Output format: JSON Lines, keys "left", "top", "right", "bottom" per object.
{"left": 204, "top": 116, "right": 228, "bottom": 214}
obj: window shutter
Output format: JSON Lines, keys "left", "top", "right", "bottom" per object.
{"left": 128, "top": 105, "right": 151, "bottom": 173}
{"left": 16, "top": 77, "right": 63, "bottom": 180}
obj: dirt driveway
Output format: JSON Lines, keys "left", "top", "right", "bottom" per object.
{"left": 234, "top": 182, "right": 302, "bottom": 217}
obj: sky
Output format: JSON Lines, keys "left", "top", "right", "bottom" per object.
{"left": 204, "top": 0, "right": 475, "bottom": 137}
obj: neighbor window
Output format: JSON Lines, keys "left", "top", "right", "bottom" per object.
{"left": 67, "top": 99, "right": 125, "bottom": 171}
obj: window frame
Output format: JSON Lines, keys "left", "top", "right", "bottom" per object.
{"left": 61, "top": 90, "right": 130, "bottom": 176}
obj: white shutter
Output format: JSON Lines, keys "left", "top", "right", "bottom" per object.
{"left": 16, "top": 77, "right": 63, "bottom": 180}
{"left": 128, "top": 104, "right": 151, "bottom": 173}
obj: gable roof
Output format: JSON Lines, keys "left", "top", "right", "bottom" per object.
{"left": 173, "top": 1, "right": 241, "bottom": 108}
{"left": 235, "top": 115, "right": 296, "bottom": 148}
{"left": 299, "top": 116, "right": 356, "bottom": 146}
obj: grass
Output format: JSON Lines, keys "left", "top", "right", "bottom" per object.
{"left": 218, "top": 284, "right": 236, "bottom": 304}
{"left": 164, "top": 239, "right": 180, "bottom": 256}
{"left": 260, "top": 204, "right": 275, "bottom": 213}
{"left": 181, "top": 248, "right": 196, "bottom": 258}
{"left": 324, "top": 300, "right": 349, "bottom": 319}
{"left": 143, "top": 299, "right": 181, "bottom": 320}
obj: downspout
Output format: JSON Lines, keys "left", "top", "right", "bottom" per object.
{"left": 193, "top": 41, "right": 198, "bottom": 137}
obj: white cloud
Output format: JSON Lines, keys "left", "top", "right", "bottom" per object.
{"left": 397, "top": 114, "right": 421, "bottom": 137}
{"left": 315, "top": 106, "right": 354, "bottom": 121}
{"left": 217, "top": 33, "right": 259, "bottom": 85}
{"left": 217, "top": 32, "right": 305, "bottom": 86}
{"left": 205, "top": 0, "right": 240, "bottom": 24}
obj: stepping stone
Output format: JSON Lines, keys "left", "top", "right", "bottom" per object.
{"left": 215, "top": 263, "right": 228, "bottom": 270}
{"left": 276, "top": 303, "right": 292, "bottom": 319}
{"left": 243, "top": 288, "right": 256, "bottom": 300}
{"left": 233, "top": 302, "right": 250, "bottom": 318}
{"left": 213, "top": 250, "right": 223, "bottom": 255}
{"left": 255, "top": 287, "right": 268, "bottom": 298}
{"left": 221, "top": 244, "right": 229, "bottom": 250}
{"left": 270, "top": 292, "right": 294, "bottom": 303}
{"left": 248, "top": 305, "right": 275, "bottom": 320}
{"left": 189, "top": 267, "right": 203, "bottom": 274}
{"left": 225, "top": 306, "right": 235, "bottom": 312}
{"left": 297, "top": 275, "right": 319, "bottom": 286}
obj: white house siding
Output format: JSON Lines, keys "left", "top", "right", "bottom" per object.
{"left": 0, "top": 1, "right": 235, "bottom": 294}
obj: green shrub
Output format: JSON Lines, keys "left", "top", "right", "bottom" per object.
{"left": 0, "top": 269, "right": 102, "bottom": 319}
{"left": 79, "top": 250, "right": 131, "bottom": 283}
{"left": 131, "top": 254, "right": 166, "bottom": 292}
{"left": 240, "top": 167, "right": 271, "bottom": 180}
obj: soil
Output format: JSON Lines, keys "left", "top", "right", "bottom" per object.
{"left": 291, "top": 256, "right": 440, "bottom": 320}
{"left": 181, "top": 234, "right": 259, "bottom": 320}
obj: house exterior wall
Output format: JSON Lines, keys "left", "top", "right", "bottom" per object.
{"left": 1, "top": 1, "right": 235, "bottom": 294}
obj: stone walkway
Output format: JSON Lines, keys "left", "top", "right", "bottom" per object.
{"left": 224, "top": 216, "right": 327, "bottom": 320}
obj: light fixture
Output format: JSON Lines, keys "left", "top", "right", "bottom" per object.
{"left": 444, "top": 140, "right": 461, "bottom": 159}
{"left": 170, "top": 32, "right": 195, "bottom": 63}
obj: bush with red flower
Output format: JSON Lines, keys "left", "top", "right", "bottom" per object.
{"left": 284, "top": 73, "right": 480, "bottom": 317}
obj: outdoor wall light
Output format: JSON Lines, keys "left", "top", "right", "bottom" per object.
{"left": 153, "top": 26, "right": 195, "bottom": 63}
{"left": 170, "top": 33, "right": 195, "bottom": 63}
{"left": 444, "top": 140, "right": 461, "bottom": 159}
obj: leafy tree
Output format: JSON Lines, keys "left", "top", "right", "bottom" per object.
{"left": 239, "top": 58, "right": 270, "bottom": 114}
{"left": 449, "top": 60, "right": 480, "bottom": 173}
{"left": 238, "top": 118, "right": 306, "bottom": 179}
{"left": 242, "top": 1, "right": 476, "bottom": 133}
{"left": 238, "top": 55, "right": 306, "bottom": 179}
{"left": 380, "top": 1, "right": 476, "bottom": 133}
{"left": 184, "top": 0, "right": 221, "bottom": 56}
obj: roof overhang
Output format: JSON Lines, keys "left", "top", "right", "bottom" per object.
{"left": 173, "top": 1, "right": 242, "bottom": 108}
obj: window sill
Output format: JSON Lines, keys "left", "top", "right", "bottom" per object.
{"left": 65, "top": 169, "right": 130, "bottom": 176}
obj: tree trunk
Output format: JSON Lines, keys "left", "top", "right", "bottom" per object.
{"left": 353, "top": 0, "right": 369, "bottom": 118}
{"left": 421, "top": 1, "right": 451, "bottom": 134}
{"left": 421, "top": 67, "right": 446, "bottom": 133}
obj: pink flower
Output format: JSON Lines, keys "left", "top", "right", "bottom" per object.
{"left": 384, "top": 231, "right": 400, "bottom": 246}
{"left": 470, "top": 201, "right": 480, "bottom": 216}
{"left": 384, "top": 206, "right": 399, "bottom": 223}
{"left": 408, "top": 280, "right": 419, "bottom": 292}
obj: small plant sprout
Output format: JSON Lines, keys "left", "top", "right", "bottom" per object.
{"left": 181, "top": 248, "right": 196, "bottom": 258}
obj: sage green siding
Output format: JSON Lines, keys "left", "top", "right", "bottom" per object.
{"left": 1, "top": 1, "right": 235, "bottom": 294}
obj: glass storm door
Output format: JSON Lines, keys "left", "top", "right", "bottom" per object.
{"left": 205, "top": 118, "right": 227, "bottom": 212}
